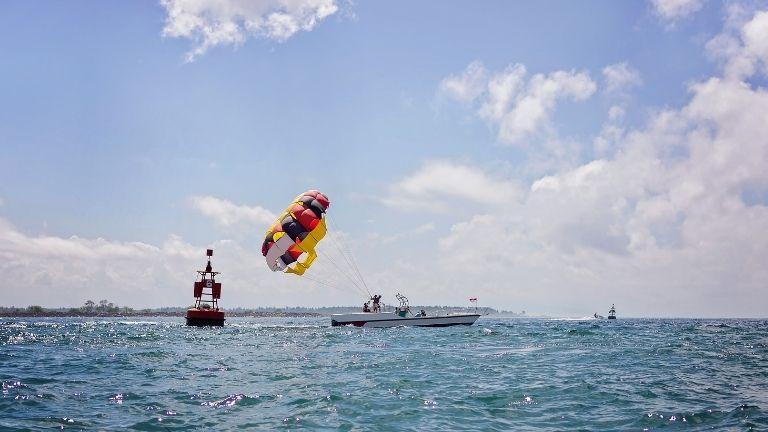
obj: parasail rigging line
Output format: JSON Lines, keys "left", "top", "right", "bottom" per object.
{"left": 300, "top": 272, "right": 364, "bottom": 296}
{"left": 300, "top": 220, "right": 369, "bottom": 296}
{"left": 315, "top": 247, "right": 369, "bottom": 296}
{"left": 325, "top": 231, "right": 368, "bottom": 295}
{"left": 326, "top": 215, "right": 371, "bottom": 297}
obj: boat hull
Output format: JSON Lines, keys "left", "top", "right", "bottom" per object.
{"left": 331, "top": 313, "right": 480, "bottom": 328}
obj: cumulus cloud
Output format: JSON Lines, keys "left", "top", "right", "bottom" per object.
{"left": 440, "top": 61, "right": 596, "bottom": 145}
{"left": 189, "top": 195, "right": 275, "bottom": 232}
{"left": 602, "top": 62, "right": 642, "bottom": 95}
{"left": 0, "top": 215, "right": 353, "bottom": 308}
{"left": 397, "top": 8, "right": 768, "bottom": 316}
{"left": 592, "top": 118, "right": 625, "bottom": 157}
{"left": 650, "top": 0, "right": 704, "bottom": 23}
{"left": 593, "top": 63, "right": 640, "bottom": 156}
{"left": 429, "top": 71, "right": 768, "bottom": 315}
{"left": 0, "top": 217, "right": 195, "bottom": 307}
{"left": 160, "top": 0, "right": 340, "bottom": 61}
{"left": 0, "top": 193, "right": 379, "bottom": 309}
{"left": 2, "top": 194, "right": 279, "bottom": 307}
{"left": 381, "top": 160, "right": 522, "bottom": 212}
{"left": 476, "top": 84, "right": 768, "bottom": 315}
{"left": 439, "top": 61, "right": 488, "bottom": 103}
{"left": 707, "top": 8, "right": 768, "bottom": 79}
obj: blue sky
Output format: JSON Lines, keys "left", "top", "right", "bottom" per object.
{"left": 1, "top": 0, "right": 767, "bottom": 317}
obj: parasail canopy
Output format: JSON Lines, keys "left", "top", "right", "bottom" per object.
{"left": 262, "top": 190, "right": 330, "bottom": 276}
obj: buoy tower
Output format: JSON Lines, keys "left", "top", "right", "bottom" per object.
{"left": 185, "top": 249, "right": 225, "bottom": 326}
{"left": 608, "top": 304, "right": 617, "bottom": 320}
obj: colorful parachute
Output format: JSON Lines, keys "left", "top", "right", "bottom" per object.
{"left": 262, "top": 190, "right": 330, "bottom": 275}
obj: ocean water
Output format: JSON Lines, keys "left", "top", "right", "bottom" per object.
{"left": 1, "top": 317, "right": 766, "bottom": 431}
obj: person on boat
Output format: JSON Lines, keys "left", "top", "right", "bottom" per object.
{"left": 371, "top": 294, "right": 382, "bottom": 312}
{"left": 363, "top": 302, "right": 370, "bottom": 313}
{"left": 419, "top": 309, "right": 427, "bottom": 317}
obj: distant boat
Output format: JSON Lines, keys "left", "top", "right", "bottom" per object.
{"left": 331, "top": 293, "right": 480, "bottom": 328}
{"left": 608, "top": 304, "right": 617, "bottom": 320}
{"left": 593, "top": 313, "right": 605, "bottom": 319}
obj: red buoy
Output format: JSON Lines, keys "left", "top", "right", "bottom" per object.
{"left": 185, "top": 249, "right": 225, "bottom": 326}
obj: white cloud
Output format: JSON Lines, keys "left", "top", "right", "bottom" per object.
{"left": 160, "top": 0, "right": 340, "bottom": 61}
{"left": 608, "top": 105, "right": 625, "bottom": 121}
{"left": 0, "top": 217, "right": 194, "bottom": 307}
{"left": 189, "top": 195, "right": 275, "bottom": 231}
{"left": 707, "top": 9, "right": 768, "bottom": 79}
{"left": 425, "top": 71, "right": 768, "bottom": 317}
{"left": 594, "top": 63, "right": 639, "bottom": 156}
{"left": 592, "top": 105, "right": 628, "bottom": 157}
{"left": 441, "top": 62, "right": 596, "bottom": 145}
{"left": 0, "top": 219, "right": 160, "bottom": 260}
{"left": 650, "top": 0, "right": 704, "bottom": 23}
{"left": 381, "top": 160, "right": 521, "bottom": 212}
{"left": 439, "top": 61, "right": 488, "bottom": 103}
{"left": 602, "top": 62, "right": 642, "bottom": 95}
{"left": 478, "top": 64, "right": 526, "bottom": 121}
{"left": 592, "top": 122, "right": 625, "bottom": 157}
{"left": 396, "top": 11, "right": 768, "bottom": 316}
{"left": 0, "top": 215, "right": 358, "bottom": 308}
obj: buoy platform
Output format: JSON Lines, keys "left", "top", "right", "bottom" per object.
{"left": 185, "top": 308, "right": 225, "bottom": 326}
{"left": 186, "top": 249, "right": 225, "bottom": 326}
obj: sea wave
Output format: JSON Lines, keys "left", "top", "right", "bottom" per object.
{"left": 1, "top": 317, "right": 766, "bottom": 430}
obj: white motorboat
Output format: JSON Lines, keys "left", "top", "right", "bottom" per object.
{"left": 331, "top": 293, "right": 480, "bottom": 328}
{"left": 331, "top": 312, "right": 480, "bottom": 327}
